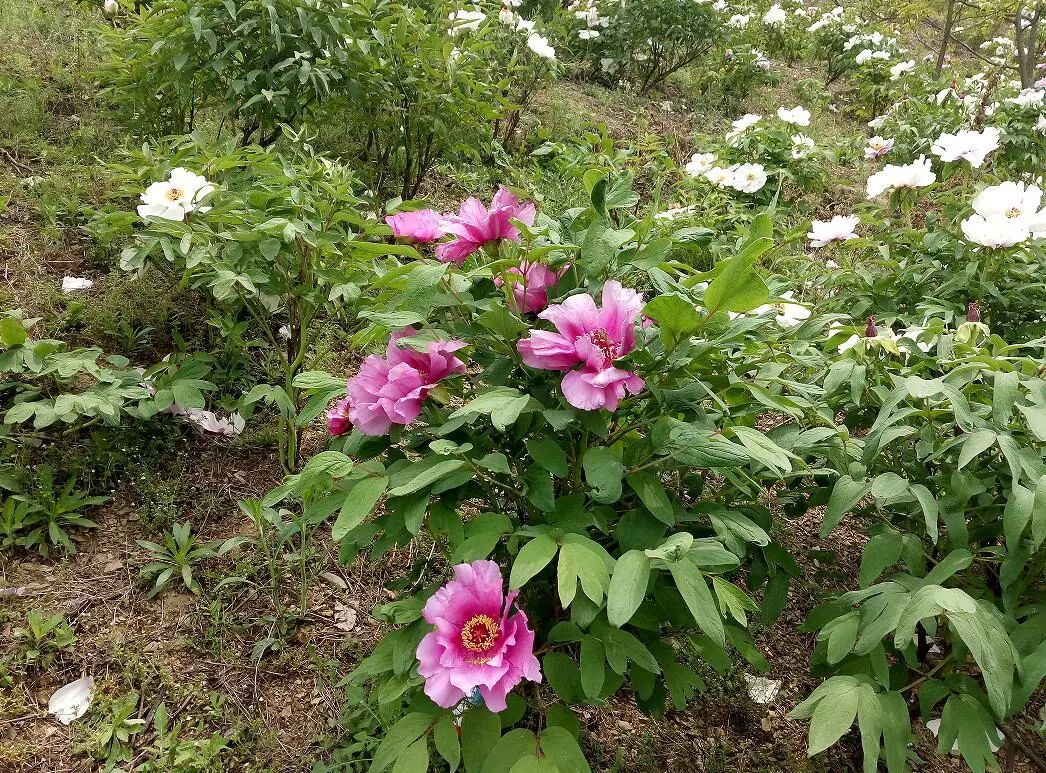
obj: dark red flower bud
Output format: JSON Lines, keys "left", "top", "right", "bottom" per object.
{"left": 864, "top": 316, "right": 878, "bottom": 338}
{"left": 966, "top": 302, "right": 981, "bottom": 323}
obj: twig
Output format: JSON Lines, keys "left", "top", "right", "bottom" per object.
{"left": 999, "top": 724, "right": 1046, "bottom": 772}
{"left": 0, "top": 147, "right": 33, "bottom": 175}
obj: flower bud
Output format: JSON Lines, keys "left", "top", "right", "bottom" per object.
{"left": 966, "top": 301, "right": 981, "bottom": 323}
{"left": 864, "top": 316, "right": 878, "bottom": 338}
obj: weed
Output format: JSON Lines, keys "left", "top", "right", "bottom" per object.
{"left": 13, "top": 609, "right": 76, "bottom": 669}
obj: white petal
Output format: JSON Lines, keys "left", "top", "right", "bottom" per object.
{"left": 49, "top": 677, "right": 95, "bottom": 725}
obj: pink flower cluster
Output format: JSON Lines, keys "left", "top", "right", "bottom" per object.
{"left": 416, "top": 560, "right": 541, "bottom": 712}
{"left": 385, "top": 187, "right": 536, "bottom": 266}
{"left": 326, "top": 328, "right": 466, "bottom": 437}
{"left": 518, "top": 280, "right": 645, "bottom": 412}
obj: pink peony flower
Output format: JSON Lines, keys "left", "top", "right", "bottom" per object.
{"left": 517, "top": 280, "right": 645, "bottom": 412}
{"left": 326, "top": 397, "right": 352, "bottom": 436}
{"left": 386, "top": 209, "right": 445, "bottom": 243}
{"left": 436, "top": 187, "right": 537, "bottom": 266}
{"left": 494, "top": 261, "right": 565, "bottom": 314}
{"left": 346, "top": 328, "right": 467, "bottom": 436}
{"left": 416, "top": 560, "right": 541, "bottom": 712}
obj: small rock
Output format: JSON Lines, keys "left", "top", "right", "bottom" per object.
{"left": 744, "top": 674, "right": 782, "bottom": 705}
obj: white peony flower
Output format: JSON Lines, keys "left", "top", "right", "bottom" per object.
{"left": 137, "top": 168, "right": 214, "bottom": 221}
{"left": 448, "top": 9, "right": 485, "bottom": 34}
{"left": 866, "top": 156, "right": 936, "bottom": 198}
{"left": 704, "top": 167, "right": 734, "bottom": 187}
{"left": 754, "top": 292, "right": 811, "bottom": 327}
{"left": 726, "top": 113, "right": 762, "bottom": 140}
{"left": 729, "top": 163, "right": 769, "bottom": 193}
{"left": 960, "top": 214, "right": 1029, "bottom": 248}
{"left": 808, "top": 215, "right": 860, "bottom": 247}
{"left": 526, "top": 33, "right": 556, "bottom": 60}
{"left": 791, "top": 134, "right": 815, "bottom": 158}
{"left": 763, "top": 4, "right": 787, "bottom": 25}
{"left": 864, "top": 135, "right": 894, "bottom": 159}
{"left": 685, "top": 152, "right": 717, "bottom": 176}
{"left": 1007, "top": 88, "right": 1045, "bottom": 107}
{"left": 103, "top": 0, "right": 118, "bottom": 16}
{"left": 931, "top": 127, "right": 1001, "bottom": 168}
{"left": 712, "top": 0, "right": 727, "bottom": 10}
{"left": 777, "top": 106, "right": 811, "bottom": 126}
{"left": 970, "top": 181, "right": 1046, "bottom": 233}
{"left": 889, "top": 60, "right": 916, "bottom": 80}
{"left": 855, "top": 49, "right": 873, "bottom": 64}
{"left": 728, "top": 13, "right": 750, "bottom": 27}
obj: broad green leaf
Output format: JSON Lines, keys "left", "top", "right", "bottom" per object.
{"left": 510, "top": 535, "right": 559, "bottom": 589}
{"left": 821, "top": 476, "right": 872, "bottom": 537}
{"left": 434, "top": 715, "right": 461, "bottom": 772}
{"left": 538, "top": 726, "right": 592, "bottom": 773}
{"left": 626, "top": 471, "right": 674, "bottom": 525}
{"left": 387, "top": 460, "right": 464, "bottom": 497}
{"left": 583, "top": 446, "right": 623, "bottom": 504}
{"left": 480, "top": 729, "right": 537, "bottom": 773}
{"left": 331, "top": 476, "right": 387, "bottom": 540}
{"left": 371, "top": 713, "right": 434, "bottom": 773}
{"left": 392, "top": 739, "right": 429, "bottom": 773}
{"left": 580, "top": 636, "right": 606, "bottom": 698}
{"left": 667, "top": 559, "right": 725, "bottom": 648}
{"left": 461, "top": 708, "right": 502, "bottom": 773}
{"left": 607, "top": 550, "right": 650, "bottom": 626}
{"left": 526, "top": 437, "right": 569, "bottom": 478}
{"left": 807, "top": 679, "right": 860, "bottom": 756}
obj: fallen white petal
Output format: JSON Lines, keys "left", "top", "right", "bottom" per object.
{"left": 744, "top": 674, "right": 781, "bottom": 704}
{"left": 62, "top": 276, "right": 93, "bottom": 294}
{"left": 48, "top": 676, "right": 95, "bottom": 725}
{"left": 333, "top": 602, "right": 358, "bottom": 632}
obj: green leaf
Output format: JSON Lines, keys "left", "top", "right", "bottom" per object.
{"left": 957, "top": 429, "right": 996, "bottom": 471}
{"left": 859, "top": 532, "right": 903, "bottom": 588}
{"left": 0, "top": 317, "right": 28, "bottom": 347}
{"left": 480, "top": 729, "right": 537, "bottom": 773}
{"left": 331, "top": 476, "right": 387, "bottom": 540}
{"left": 538, "top": 726, "right": 592, "bottom": 773}
{"left": 703, "top": 251, "right": 770, "bottom": 315}
{"left": 807, "top": 679, "right": 860, "bottom": 756}
{"left": 543, "top": 652, "right": 583, "bottom": 704}
{"left": 392, "top": 738, "right": 429, "bottom": 773}
{"left": 387, "top": 460, "right": 465, "bottom": 497}
{"left": 667, "top": 559, "right": 725, "bottom": 648}
{"left": 509, "top": 757, "right": 556, "bottom": 773}
{"left": 626, "top": 472, "right": 674, "bottom": 525}
{"left": 461, "top": 708, "right": 502, "bottom": 773}
{"left": 434, "top": 715, "right": 461, "bottom": 772}
{"left": 371, "top": 713, "right": 434, "bottom": 773}
{"left": 557, "top": 542, "right": 610, "bottom": 607}
{"left": 992, "top": 371, "right": 1019, "bottom": 426}
{"left": 730, "top": 426, "right": 794, "bottom": 475}
{"left": 583, "top": 446, "right": 623, "bottom": 504}
{"left": 259, "top": 238, "right": 281, "bottom": 260}
{"left": 509, "top": 535, "right": 559, "bottom": 589}
{"left": 821, "top": 476, "right": 871, "bottom": 538}
{"left": 580, "top": 636, "right": 606, "bottom": 698}
{"left": 526, "top": 438, "right": 569, "bottom": 478}
{"left": 643, "top": 294, "right": 701, "bottom": 344}
{"left": 607, "top": 550, "right": 650, "bottom": 627}
{"left": 1032, "top": 475, "right": 1046, "bottom": 551}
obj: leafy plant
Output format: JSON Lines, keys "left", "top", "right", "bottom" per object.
{"left": 10, "top": 467, "right": 108, "bottom": 556}
{"left": 137, "top": 521, "right": 229, "bottom": 597}
{"left": 14, "top": 610, "right": 76, "bottom": 668}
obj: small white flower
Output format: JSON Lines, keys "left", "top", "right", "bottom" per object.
{"left": 855, "top": 49, "right": 873, "bottom": 64}
{"left": 729, "top": 163, "right": 769, "bottom": 194}
{"left": 808, "top": 215, "right": 859, "bottom": 247}
{"left": 137, "top": 167, "right": 214, "bottom": 221}
{"left": 791, "top": 134, "right": 815, "bottom": 158}
{"left": 1006, "top": 88, "right": 1045, "bottom": 107}
{"left": 526, "top": 33, "right": 556, "bottom": 60}
{"left": 685, "top": 152, "right": 717, "bottom": 176}
{"left": 728, "top": 13, "right": 750, "bottom": 27}
{"left": 712, "top": 0, "right": 727, "bottom": 10}
{"left": 578, "top": 29, "right": 599, "bottom": 39}
{"left": 62, "top": 276, "right": 93, "bottom": 294}
{"left": 777, "top": 106, "right": 811, "bottom": 126}
{"left": 103, "top": 0, "right": 118, "bottom": 16}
